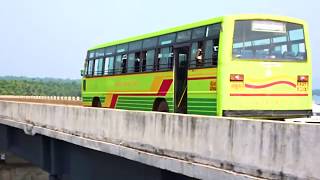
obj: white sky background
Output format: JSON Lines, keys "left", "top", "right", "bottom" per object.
{"left": 0, "top": 0, "right": 319, "bottom": 88}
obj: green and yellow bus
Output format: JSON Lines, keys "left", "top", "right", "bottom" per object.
{"left": 81, "top": 14, "right": 312, "bottom": 118}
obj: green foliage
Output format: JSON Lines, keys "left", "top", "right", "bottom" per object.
{"left": 314, "top": 89, "right": 320, "bottom": 96}
{"left": 0, "top": 76, "right": 81, "bottom": 96}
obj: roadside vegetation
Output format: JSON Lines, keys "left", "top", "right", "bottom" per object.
{"left": 0, "top": 76, "right": 81, "bottom": 96}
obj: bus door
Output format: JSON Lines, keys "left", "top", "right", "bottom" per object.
{"left": 174, "top": 46, "right": 189, "bottom": 113}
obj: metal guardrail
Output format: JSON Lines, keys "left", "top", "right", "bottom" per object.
{"left": 0, "top": 95, "right": 81, "bottom": 101}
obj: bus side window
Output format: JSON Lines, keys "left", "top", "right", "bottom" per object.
{"left": 94, "top": 58, "right": 104, "bottom": 76}
{"left": 134, "top": 52, "right": 141, "bottom": 72}
{"left": 146, "top": 50, "right": 155, "bottom": 72}
{"left": 190, "top": 42, "right": 204, "bottom": 68}
{"left": 157, "top": 47, "right": 173, "bottom": 71}
{"left": 87, "top": 59, "right": 94, "bottom": 76}
{"left": 206, "top": 24, "right": 221, "bottom": 66}
{"left": 141, "top": 51, "right": 147, "bottom": 72}
{"left": 104, "top": 57, "right": 114, "bottom": 75}
{"left": 128, "top": 53, "right": 135, "bottom": 73}
{"left": 115, "top": 55, "right": 122, "bottom": 74}
{"left": 84, "top": 61, "right": 88, "bottom": 76}
{"left": 121, "top": 54, "right": 128, "bottom": 73}
{"left": 204, "top": 40, "right": 214, "bottom": 67}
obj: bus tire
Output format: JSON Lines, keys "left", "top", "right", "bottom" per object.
{"left": 92, "top": 97, "right": 102, "bottom": 107}
{"left": 154, "top": 99, "right": 169, "bottom": 112}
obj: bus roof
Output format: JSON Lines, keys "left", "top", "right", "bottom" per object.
{"left": 88, "top": 14, "right": 305, "bottom": 51}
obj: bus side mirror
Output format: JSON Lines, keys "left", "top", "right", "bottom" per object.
{"left": 80, "top": 70, "right": 84, "bottom": 76}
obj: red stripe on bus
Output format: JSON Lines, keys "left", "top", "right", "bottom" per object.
{"left": 188, "top": 76, "right": 216, "bottom": 80}
{"left": 230, "top": 93, "right": 308, "bottom": 96}
{"left": 110, "top": 95, "right": 119, "bottom": 108}
{"left": 245, "top": 81, "right": 296, "bottom": 89}
{"left": 156, "top": 79, "right": 173, "bottom": 96}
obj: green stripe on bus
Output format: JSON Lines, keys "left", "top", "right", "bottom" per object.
{"left": 118, "top": 99, "right": 154, "bottom": 104}
{"left": 118, "top": 99, "right": 154, "bottom": 103}
{"left": 188, "top": 110, "right": 217, "bottom": 116}
{"left": 118, "top": 96, "right": 155, "bottom": 101}
{"left": 116, "top": 102, "right": 153, "bottom": 108}
{"left": 188, "top": 109, "right": 216, "bottom": 113}
{"left": 188, "top": 106, "right": 216, "bottom": 111}
{"left": 115, "top": 105, "right": 152, "bottom": 111}
{"left": 188, "top": 102, "right": 216, "bottom": 106}
{"left": 188, "top": 98, "right": 216, "bottom": 102}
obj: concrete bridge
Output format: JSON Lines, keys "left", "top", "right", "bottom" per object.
{"left": 0, "top": 100, "right": 319, "bottom": 180}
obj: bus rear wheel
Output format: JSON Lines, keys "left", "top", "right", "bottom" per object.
{"left": 155, "top": 100, "right": 169, "bottom": 112}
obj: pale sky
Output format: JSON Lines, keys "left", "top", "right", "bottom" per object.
{"left": 0, "top": 0, "right": 319, "bottom": 88}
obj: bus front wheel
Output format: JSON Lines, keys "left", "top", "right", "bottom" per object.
{"left": 92, "top": 97, "right": 102, "bottom": 108}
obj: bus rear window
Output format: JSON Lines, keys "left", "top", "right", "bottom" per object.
{"left": 233, "top": 20, "right": 307, "bottom": 61}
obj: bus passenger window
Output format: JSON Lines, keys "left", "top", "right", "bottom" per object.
{"left": 141, "top": 51, "right": 147, "bottom": 72}
{"left": 115, "top": 55, "right": 122, "bottom": 74}
{"left": 88, "top": 51, "right": 95, "bottom": 59}
{"left": 146, "top": 50, "right": 155, "bottom": 72}
{"left": 203, "top": 40, "right": 219, "bottom": 66}
{"left": 157, "top": 47, "right": 173, "bottom": 71}
{"left": 94, "top": 58, "right": 104, "bottom": 76}
{"left": 192, "top": 27, "right": 206, "bottom": 40}
{"left": 128, "top": 53, "right": 135, "bottom": 73}
{"left": 206, "top": 24, "right": 221, "bottom": 38}
{"left": 84, "top": 61, "right": 88, "bottom": 75}
{"left": 205, "top": 23, "right": 221, "bottom": 66}
{"left": 204, "top": 40, "right": 213, "bottom": 66}
{"left": 190, "top": 42, "right": 203, "bottom": 68}
{"left": 134, "top": 52, "right": 141, "bottom": 72}
{"left": 104, "top": 57, "right": 114, "bottom": 75}
{"left": 121, "top": 54, "right": 128, "bottom": 73}
{"left": 87, "top": 60, "right": 94, "bottom": 76}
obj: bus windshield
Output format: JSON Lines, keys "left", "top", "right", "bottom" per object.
{"left": 233, "top": 20, "right": 307, "bottom": 61}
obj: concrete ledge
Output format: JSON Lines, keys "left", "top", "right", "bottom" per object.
{"left": 0, "top": 100, "right": 319, "bottom": 179}
{"left": 0, "top": 111, "right": 258, "bottom": 180}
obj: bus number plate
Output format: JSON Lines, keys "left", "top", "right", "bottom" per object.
{"left": 297, "top": 82, "right": 308, "bottom": 91}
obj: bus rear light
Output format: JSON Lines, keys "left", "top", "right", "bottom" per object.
{"left": 297, "top": 75, "right": 308, "bottom": 82}
{"left": 230, "top": 74, "right": 244, "bottom": 81}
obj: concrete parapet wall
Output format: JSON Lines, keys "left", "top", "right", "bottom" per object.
{"left": 0, "top": 100, "right": 319, "bottom": 179}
